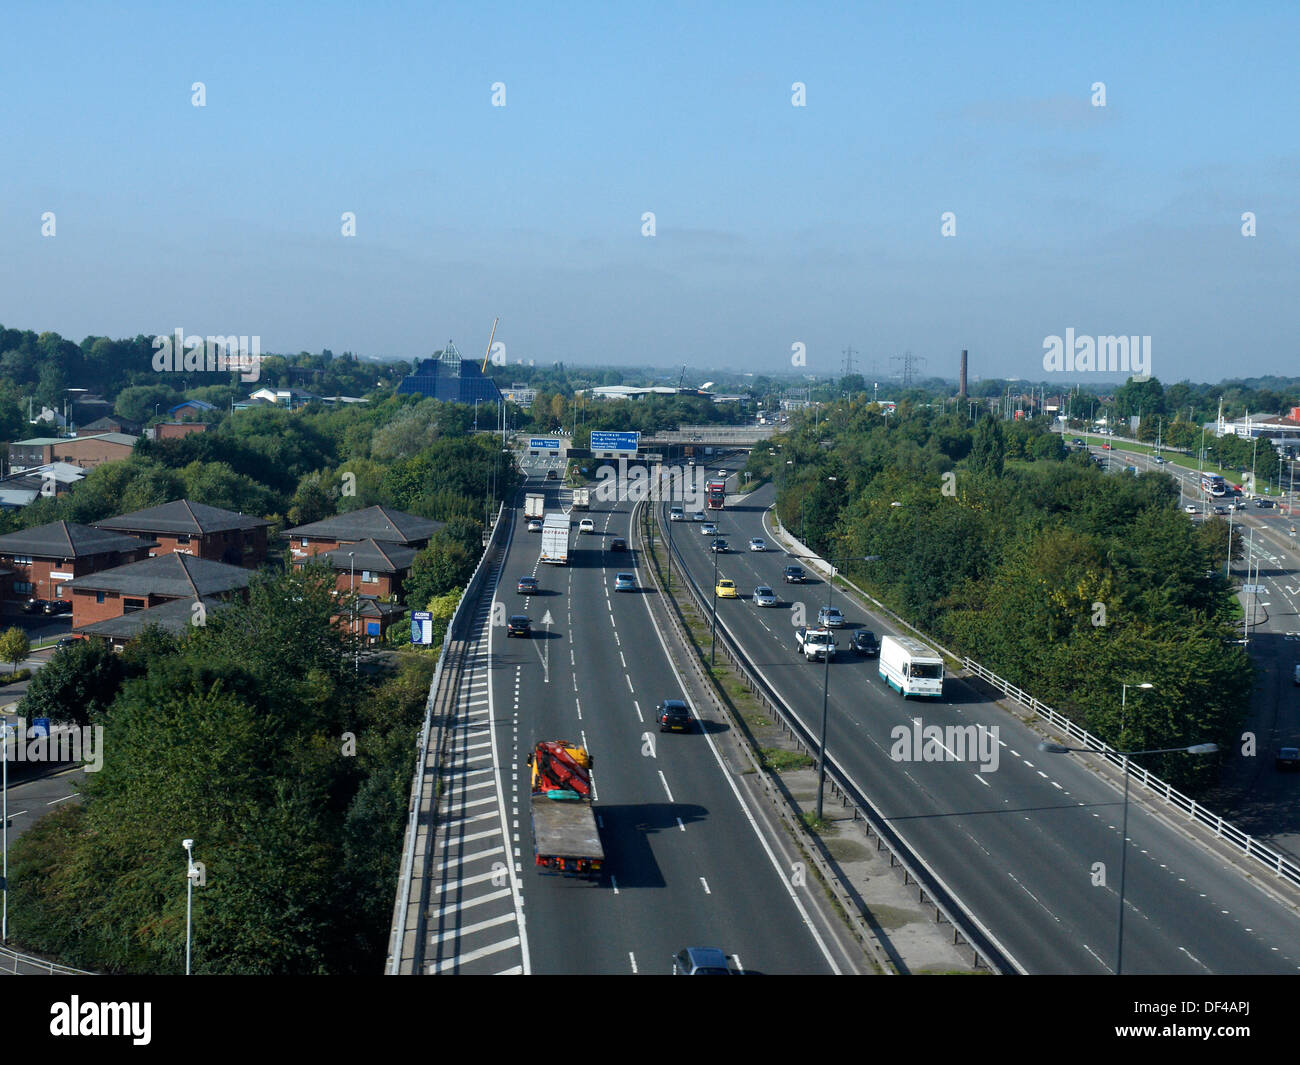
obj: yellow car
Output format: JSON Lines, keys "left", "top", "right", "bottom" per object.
{"left": 714, "top": 579, "right": 738, "bottom": 598}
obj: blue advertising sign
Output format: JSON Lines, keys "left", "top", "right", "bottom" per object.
{"left": 528, "top": 437, "right": 560, "bottom": 450}
{"left": 590, "top": 431, "right": 640, "bottom": 453}
{"left": 32, "top": 718, "right": 50, "bottom": 738}
{"left": 411, "top": 611, "right": 434, "bottom": 645}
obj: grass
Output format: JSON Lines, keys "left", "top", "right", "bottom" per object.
{"left": 760, "top": 748, "right": 815, "bottom": 772}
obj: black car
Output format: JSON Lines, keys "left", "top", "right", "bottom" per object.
{"left": 507, "top": 615, "right": 531, "bottom": 638}
{"left": 657, "top": 699, "right": 692, "bottom": 733}
{"left": 21, "top": 598, "right": 44, "bottom": 614}
{"left": 1254, "top": 498, "right": 1275, "bottom": 508}
{"left": 851, "top": 630, "right": 879, "bottom": 656}
{"left": 546, "top": 469, "right": 558, "bottom": 480}
{"left": 710, "top": 538, "right": 729, "bottom": 553}
{"left": 610, "top": 537, "right": 627, "bottom": 552}
{"left": 783, "top": 565, "right": 806, "bottom": 584}
{"left": 43, "top": 599, "right": 71, "bottom": 615}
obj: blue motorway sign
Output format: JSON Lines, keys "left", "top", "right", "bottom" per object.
{"left": 528, "top": 437, "right": 561, "bottom": 450}
{"left": 590, "top": 431, "right": 640, "bottom": 453}
{"left": 411, "top": 611, "right": 434, "bottom": 645}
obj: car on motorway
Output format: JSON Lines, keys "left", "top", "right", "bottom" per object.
{"left": 1184, "top": 504, "right": 1199, "bottom": 514}
{"left": 506, "top": 615, "right": 531, "bottom": 638}
{"left": 818, "top": 606, "right": 845, "bottom": 627}
{"left": 517, "top": 576, "right": 540, "bottom": 594}
{"left": 657, "top": 699, "right": 692, "bottom": 733}
{"left": 714, "top": 578, "right": 738, "bottom": 598}
{"left": 1276, "top": 747, "right": 1300, "bottom": 770}
{"left": 527, "top": 518, "right": 543, "bottom": 532}
{"left": 672, "top": 947, "right": 732, "bottom": 975}
{"left": 546, "top": 469, "right": 558, "bottom": 480}
{"left": 669, "top": 507, "right": 684, "bottom": 521}
{"left": 748, "top": 537, "right": 767, "bottom": 552}
{"left": 783, "top": 564, "right": 806, "bottom": 583}
{"left": 614, "top": 572, "right": 637, "bottom": 592}
{"left": 752, "top": 585, "right": 778, "bottom": 607}
{"left": 690, "top": 510, "right": 705, "bottom": 521}
{"left": 579, "top": 518, "right": 596, "bottom": 534}
{"left": 851, "top": 629, "right": 879, "bottom": 655}
{"left": 716, "top": 470, "right": 727, "bottom": 478}
{"left": 701, "top": 522, "right": 718, "bottom": 535}
{"left": 710, "top": 538, "right": 729, "bottom": 553}
{"left": 610, "top": 536, "right": 627, "bottom": 551}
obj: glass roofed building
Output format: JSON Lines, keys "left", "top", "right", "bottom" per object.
{"left": 396, "top": 341, "right": 503, "bottom": 405}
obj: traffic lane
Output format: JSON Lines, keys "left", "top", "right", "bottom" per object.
{"left": 1, "top": 765, "right": 83, "bottom": 840}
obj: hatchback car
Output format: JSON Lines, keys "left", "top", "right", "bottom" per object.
{"left": 527, "top": 518, "right": 543, "bottom": 532}
{"left": 701, "top": 522, "right": 718, "bottom": 535}
{"left": 1255, "top": 498, "right": 1276, "bottom": 509}
{"left": 748, "top": 538, "right": 767, "bottom": 552}
{"left": 710, "top": 539, "right": 729, "bottom": 553}
{"left": 579, "top": 518, "right": 596, "bottom": 533}
{"left": 715, "top": 579, "right": 738, "bottom": 598}
{"left": 783, "top": 565, "right": 806, "bottom": 584}
{"left": 610, "top": 537, "right": 627, "bottom": 551}
{"left": 1184, "top": 504, "right": 1199, "bottom": 514}
{"left": 672, "top": 947, "right": 732, "bottom": 975}
{"left": 506, "top": 615, "right": 531, "bottom": 638}
{"left": 851, "top": 630, "right": 879, "bottom": 655}
{"left": 669, "top": 508, "right": 684, "bottom": 522}
{"left": 657, "top": 699, "right": 692, "bottom": 733}
{"left": 690, "top": 510, "right": 705, "bottom": 521}
{"left": 614, "top": 572, "right": 636, "bottom": 592}
{"left": 818, "top": 606, "right": 845, "bottom": 627}
{"left": 517, "top": 576, "right": 540, "bottom": 594}
{"left": 752, "top": 585, "right": 778, "bottom": 607}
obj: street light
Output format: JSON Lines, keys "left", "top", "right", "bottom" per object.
{"left": 348, "top": 552, "right": 358, "bottom": 673}
{"left": 786, "top": 552, "right": 882, "bottom": 819}
{"left": 1119, "top": 681, "right": 1153, "bottom": 749}
{"left": 1039, "top": 739, "right": 1217, "bottom": 974}
{"left": 183, "top": 838, "right": 196, "bottom": 975}
{"left": 2, "top": 712, "right": 11, "bottom": 943}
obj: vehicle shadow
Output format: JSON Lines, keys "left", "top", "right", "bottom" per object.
{"left": 589, "top": 802, "right": 710, "bottom": 889}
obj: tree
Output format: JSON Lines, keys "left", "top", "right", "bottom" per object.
{"left": 19, "top": 639, "right": 125, "bottom": 726}
{"left": 0, "top": 627, "right": 30, "bottom": 673}
{"left": 968, "top": 416, "right": 1005, "bottom": 477}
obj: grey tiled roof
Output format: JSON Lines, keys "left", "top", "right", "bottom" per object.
{"left": 66, "top": 553, "right": 252, "bottom": 597}
{"left": 76, "top": 595, "right": 231, "bottom": 639}
{"left": 304, "top": 538, "right": 419, "bottom": 574}
{"left": 285, "top": 505, "right": 441, "bottom": 545}
{"left": 0, "top": 521, "right": 156, "bottom": 559}
{"left": 95, "top": 499, "right": 270, "bottom": 536}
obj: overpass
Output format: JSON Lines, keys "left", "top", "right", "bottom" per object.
{"left": 642, "top": 425, "right": 776, "bottom": 448}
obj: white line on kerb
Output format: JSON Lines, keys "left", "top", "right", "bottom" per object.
{"left": 699, "top": 877, "right": 711, "bottom": 895}
{"left": 628, "top": 951, "right": 636, "bottom": 973}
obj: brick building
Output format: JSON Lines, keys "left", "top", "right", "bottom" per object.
{"left": 67, "top": 553, "right": 252, "bottom": 629}
{"left": 294, "top": 538, "right": 419, "bottom": 600}
{"left": 0, "top": 521, "right": 156, "bottom": 606}
{"left": 284, "top": 505, "right": 442, "bottom": 560}
{"left": 94, "top": 499, "right": 271, "bottom": 568}
{"left": 77, "top": 595, "right": 232, "bottom": 651}
{"left": 8, "top": 433, "right": 137, "bottom": 473}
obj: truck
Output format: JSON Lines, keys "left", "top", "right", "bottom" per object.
{"left": 540, "top": 513, "right": 571, "bottom": 564}
{"left": 795, "top": 626, "right": 836, "bottom": 662}
{"left": 878, "top": 635, "right": 944, "bottom": 698}
{"left": 524, "top": 492, "right": 546, "bottom": 520}
{"left": 705, "top": 479, "right": 727, "bottom": 509}
{"left": 527, "top": 740, "right": 604, "bottom": 876}
{"left": 570, "top": 486, "right": 590, "bottom": 510}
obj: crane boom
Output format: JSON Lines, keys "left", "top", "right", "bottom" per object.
{"left": 480, "top": 317, "right": 500, "bottom": 372}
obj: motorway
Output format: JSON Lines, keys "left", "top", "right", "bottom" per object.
{"left": 423, "top": 470, "right": 860, "bottom": 975}
{"left": 662, "top": 465, "right": 1300, "bottom": 974}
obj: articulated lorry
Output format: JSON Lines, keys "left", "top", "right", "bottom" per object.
{"left": 524, "top": 492, "right": 546, "bottom": 520}
{"left": 527, "top": 740, "right": 604, "bottom": 876}
{"left": 878, "top": 634, "right": 944, "bottom": 698}
{"left": 540, "top": 513, "right": 571, "bottom": 564}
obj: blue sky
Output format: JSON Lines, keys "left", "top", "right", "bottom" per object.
{"left": 2, "top": 1, "right": 1297, "bottom": 384}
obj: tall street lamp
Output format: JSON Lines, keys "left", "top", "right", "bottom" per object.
{"left": 183, "top": 838, "right": 196, "bottom": 975}
{"left": 1039, "top": 739, "right": 1217, "bottom": 974}
{"left": 1119, "top": 681, "right": 1154, "bottom": 748}
{"left": 348, "top": 552, "right": 358, "bottom": 673}
{"left": 786, "top": 552, "right": 881, "bottom": 819}
{"left": 2, "top": 713, "right": 12, "bottom": 943}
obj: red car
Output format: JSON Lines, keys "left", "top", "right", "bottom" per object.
{"left": 1101, "top": 443, "right": 1112, "bottom": 450}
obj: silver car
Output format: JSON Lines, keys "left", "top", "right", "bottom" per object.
{"left": 752, "top": 585, "right": 778, "bottom": 607}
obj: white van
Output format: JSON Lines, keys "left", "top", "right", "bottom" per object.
{"left": 879, "top": 635, "right": 944, "bottom": 699}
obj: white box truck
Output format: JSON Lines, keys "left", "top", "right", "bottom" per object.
{"left": 571, "top": 486, "right": 590, "bottom": 510}
{"left": 525, "top": 493, "right": 546, "bottom": 520}
{"left": 540, "top": 513, "right": 571, "bottom": 565}
{"left": 878, "top": 635, "right": 944, "bottom": 698}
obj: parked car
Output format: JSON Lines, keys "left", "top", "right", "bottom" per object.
{"left": 748, "top": 538, "right": 767, "bottom": 552}
{"left": 614, "top": 572, "right": 637, "bottom": 592}
{"left": 55, "top": 636, "right": 81, "bottom": 649}
{"left": 851, "top": 630, "right": 879, "bottom": 656}
{"left": 818, "top": 606, "right": 845, "bottom": 628}
{"left": 43, "top": 600, "right": 71, "bottom": 615}
{"left": 517, "top": 576, "right": 540, "bottom": 594}
{"left": 506, "top": 615, "right": 531, "bottom": 638}
{"left": 752, "top": 585, "right": 778, "bottom": 607}
{"left": 657, "top": 699, "right": 692, "bottom": 733}
{"left": 21, "top": 598, "right": 43, "bottom": 614}
{"left": 1276, "top": 747, "right": 1300, "bottom": 770}
{"left": 714, "top": 579, "right": 738, "bottom": 598}
{"left": 783, "top": 565, "right": 806, "bottom": 584}
{"left": 610, "top": 537, "right": 627, "bottom": 551}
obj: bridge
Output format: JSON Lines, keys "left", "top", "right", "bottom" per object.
{"left": 641, "top": 425, "right": 776, "bottom": 448}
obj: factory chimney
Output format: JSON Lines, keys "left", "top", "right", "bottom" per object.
{"left": 959, "top": 349, "right": 968, "bottom": 397}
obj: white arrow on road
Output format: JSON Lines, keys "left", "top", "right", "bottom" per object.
{"left": 537, "top": 610, "right": 554, "bottom": 683}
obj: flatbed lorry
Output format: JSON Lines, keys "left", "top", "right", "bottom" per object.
{"left": 527, "top": 740, "right": 604, "bottom": 876}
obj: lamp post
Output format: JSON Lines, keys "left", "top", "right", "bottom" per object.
{"left": 183, "top": 838, "right": 196, "bottom": 975}
{"left": 1119, "top": 681, "right": 1153, "bottom": 749}
{"left": 709, "top": 538, "right": 720, "bottom": 667}
{"left": 2, "top": 713, "right": 11, "bottom": 943}
{"left": 1039, "top": 740, "right": 1217, "bottom": 974}
{"left": 786, "top": 552, "right": 881, "bottom": 819}
{"left": 348, "top": 552, "right": 358, "bottom": 673}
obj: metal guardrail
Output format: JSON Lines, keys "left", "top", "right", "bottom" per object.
{"left": 387, "top": 501, "right": 507, "bottom": 975}
{"left": 652, "top": 501, "right": 1011, "bottom": 972}
{"left": 962, "top": 657, "right": 1300, "bottom": 890}
{"left": 0, "top": 945, "right": 93, "bottom": 975}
